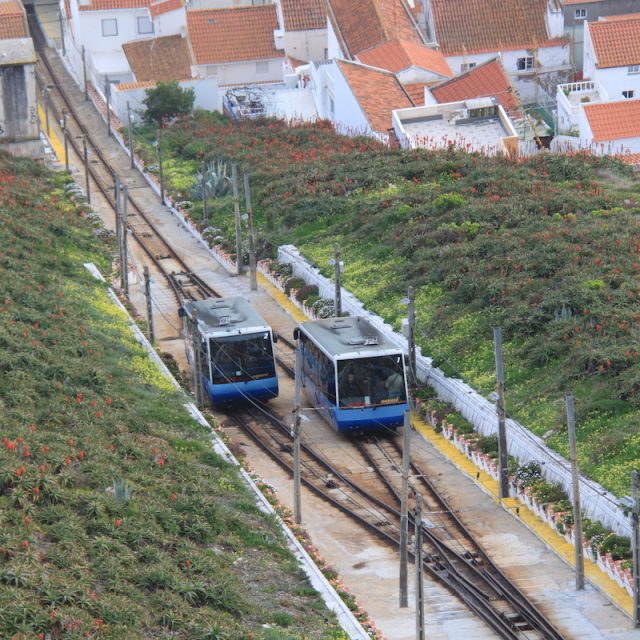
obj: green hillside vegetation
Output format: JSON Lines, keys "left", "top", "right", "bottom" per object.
{"left": 136, "top": 112, "right": 640, "bottom": 496}
{"left": 0, "top": 151, "right": 348, "bottom": 639}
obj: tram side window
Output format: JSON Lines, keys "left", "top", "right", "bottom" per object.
{"left": 337, "top": 356, "right": 407, "bottom": 407}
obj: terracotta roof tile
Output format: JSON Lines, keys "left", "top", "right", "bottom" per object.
{"left": 149, "top": 0, "right": 182, "bottom": 18}
{"left": 123, "top": 34, "right": 192, "bottom": 82}
{"left": 430, "top": 58, "right": 519, "bottom": 111}
{"left": 79, "top": 0, "right": 151, "bottom": 10}
{"left": 601, "top": 12, "right": 640, "bottom": 20}
{"left": 430, "top": 0, "right": 566, "bottom": 56}
{"left": 403, "top": 81, "right": 436, "bottom": 104}
{"left": 0, "top": 0, "right": 27, "bottom": 39}
{"left": 280, "top": 0, "right": 326, "bottom": 31}
{"left": 588, "top": 17, "right": 640, "bottom": 68}
{"left": 618, "top": 152, "right": 640, "bottom": 166}
{"left": 584, "top": 99, "right": 640, "bottom": 142}
{"left": 327, "top": 0, "right": 420, "bottom": 57}
{"left": 357, "top": 39, "right": 453, "bottom": 77}
{"left": 562, "top": 0, "right": 607, "bottom": 4}
{"left": 187, "top": 5, "right": 281, "bottom": 64}
{"left": 115, "top": 80, "right": 158, "bottom": 91}
{"left": 337, "top": 59, "right": 413, "bottom": 134}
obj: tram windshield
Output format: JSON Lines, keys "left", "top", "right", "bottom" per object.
{"left": 209, "top": 332, "right": 275, "bottom": 384}
{"left": 337, "top": 355, "right": 406, "bottom": 408}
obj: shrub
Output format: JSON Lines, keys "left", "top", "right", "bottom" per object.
{"left": 143, "top": 81, "right": 195, "bottom": 125}
{"left": 294, "top": 284, "right": 319, "bottom": 304}
{"left": 284, "top": 277, "right": 306, "bottom": 295}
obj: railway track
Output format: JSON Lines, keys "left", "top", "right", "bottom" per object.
{"left": 30, "top": 19, "right": 564, "bottom": 638}
{"left": 28, "top": 11, "right": 219, "bottom": 307}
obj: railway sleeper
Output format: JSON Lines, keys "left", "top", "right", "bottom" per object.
{"left": 502, "top": 613, "right": 533, "bottom": 631}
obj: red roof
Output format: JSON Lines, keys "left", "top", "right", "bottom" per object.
{"left": 403, "top": 82, "right": 435, "bottom": 105}
{"left": 123, "top": 35, "right": 192, "bottom": 82}
{"left": 430, "top": 58, "right": 519, "bottom": 111}
{"left": 79, "top": 0, "right": 151, "bottom": 10}
{"left": 337, "top": 59, "right": 414, "bottom": 134}
{"left": 357, "top": 39, "right": 453, "bottom": 78}
{"left": 584, "top": 99, "right": 640, "bottom": 142}
{"left": 187, "top": 5, "right": 281, "bottom": 64}
{"left": 588, "top": 16, "right": 640, "bottom": 69}
{"left": 327, "top": 0, "right": 421, "bottom": 57}
{"left": 0, "top": 0, "right": 28, "bottom": 39}
{"left": 149, "top": 0, "right": 182, "bottom": 18}
{"left": 430, "top": 0, "right": 567, "bottom": 56}
{"left": 280, "top": 0, "right": 326, "bottom": 31}
{"left": 563, "top": 0, "right": 606, "bottom": 4}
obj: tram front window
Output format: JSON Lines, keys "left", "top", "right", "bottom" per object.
{"left": 337, "top": 356, "right": 407, "bottom": 407}
{"left": 210, "top": 332, "right": 275, "bottom": 383}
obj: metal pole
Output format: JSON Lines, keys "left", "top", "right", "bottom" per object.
{"left": 415, "top": 492, "right": 425, "bottom": 640}
{"left": 143, "top": 266, "right": 155, "bottom": 344}
{"left": 190, "top": 308, "right": 204, "bottom": 408}
{"left": 407, "top": 286, "right": 416, "bottom": 387}
{"left": 566, "top": 394, "right": 585, "bottom": 590}
{"left": 121, "top": 185, "right": 129, "bottom": 295}
{"left": 59, "top": 9, "right": 66, "bottom": 56}
{"left": 202, "top": 162, "right": 208, "bottom": 225}
{"left": 399, "top": 408, "right": 410, "bottom": 607}
{"left": 632, "top": 470, "right": 640, "bottom": 627}
{"left": 334, "top": 243, "right": 342, "bottom": 317}
{"left": 156, "top": 128, "right": 164, "bottom": 205}
{"left": 83, "top": 135, "right": 90, "bottom": 203}
{"left": 244, "top": 173, "right": 258, "bottom": 291}
{"left": 44, "top": 88, "right": 50, "bottom": 136}
{"left": 127, "top": 101, "right": 134, "bottom": 169}
{"left": 63, "top": 113, "right": 69, "bottom": 172}
{"left": 105, "top": 77, "right": 111, "bottom": 138}
{"left": 292, "top": 336, "right": 302, "bottom": 524}
{"left": 493, "top": 327, "right": 509, "bottom": 499}
{"left": 231, "top": 163, "right": 244, "bottom": 276}
{"left": 114, "top": 175, "right": 121, "bottom": 255}
{"left": 82, "top": 45, "right": 88, "bottom": 101}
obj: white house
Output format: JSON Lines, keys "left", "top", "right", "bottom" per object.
{"left": 583, "top": 14, "right": 640, "bottom": 102}
{"left": 187, "top": 5, "right": 285, "bottom": 86}
{"left": 424, "top": 0, "right": 571, "bottom": 104}
{"left": 579, "top": 99, "right": 640, "bottom": 153}
{"left": 310, "top": 58, "right": 413, "bottom": 141}
{"left": 275, "top": 0, "right": 327, "bottom": 62}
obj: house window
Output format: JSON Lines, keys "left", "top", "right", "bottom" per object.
{"left": 574, "top": 8, "right": 587, "bottom": 19}
{"left": 329, "top": 95, "right": 335, "bottom": 118}
{"left": 623, "top": 90, "right": 635, "bottom": 99}
{"left": 256, "top": 61, "right": 269, "bottom": 74}
{"left": 137, "top": 16, "right": 153, "bottom": 34}
{"left": 628, "top": 65, "right": 640, "bottom": 75}
{"left": 517, "top": 56, "right": 534, "bottom": 71}
{"left": 205, "top": 65, "right": 217, "bottom": 76}
{"left": 101, "top": 18, "right": 118, "bottom": 37}
{"left": 324, "top": 48, "right": 328, "bottom": 61}
{"left": 461, "top": 62, "right": 476, "bottom": 72}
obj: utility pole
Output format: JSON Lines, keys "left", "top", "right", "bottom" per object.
{"left": 201, "top": 162, "right": 209, "bottom": 225}
{"left": 244, "top": 173, "right": 258, "bottom": 291}
{"left": 121, "top": 185, "right": 129, "bottom": 296}
{"left": 62, "top": 111, "right": 69, "bottom": 172}
{"left": 114, "top": 175, "right": 121, "bottom": 256}
{"left": 333, "top": 243, "right": 342, "bottom": 317}
{"left": 58, "top": 10, "right": 65, "bottom": 56}
{"left": 44, "top": 87, "right": 50, "bottom": 136}
{"left": 190, "top": 308, "right": 204, "bottom": 408}
{"left": 632, "top": 470, "right": 640, "bottom": 627}
{"left": 156, "top": 128, "right": 164, "bottom": 205}
{"left": 415, "top": 492, "right": 425, "bottom": 640}
{"left": 231, "top": 163, "right": 244, "bottom": 276}
{"left": 292, "top": 336, "right": 302, "bottom": 524}
{"left": 82, "top": 45, "right": 88, "bottom": 101}
{"left": 407, "top": 286, "right": 416, "bottom": 388}
{"left": 566, "top": 394, "right": 585, "bottom": 590}
{"left": 493, "top": 327, "right": 509, "bottom": 499}
{"left": 143, "top": 266, "right": 155, "bottom": 344}
{"left": 399, "top": 409, "right": 411, "bottom": 607}
{"left": 127, "top": 101, "right": 134, "bottom": 169}
{"left": 105, "top": 76, "right": 111, "bottom": 138}
{"left": 83, "top": 135, "right": 90, "bottom": 203}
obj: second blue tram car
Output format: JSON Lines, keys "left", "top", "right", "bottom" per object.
{"left": 295, "top": 316, "right": 409, "bottom": 433}
{"left": 183, "top": 297, "right": 279, "bottom": 406}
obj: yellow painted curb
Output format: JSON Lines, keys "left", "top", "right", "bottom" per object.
{"left": 412, "top": 411, "right": 633, "bottom": 616}
{"left": 257, "top": 272, "right": 308, "bottom": 324}
{"left": 38, "top": 104, "right": 67, "bottom": 165}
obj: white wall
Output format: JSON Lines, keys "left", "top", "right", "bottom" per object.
{"left": 396, "top": 65, "right": 449, "bottom": 84}
{"left": 330, "top": 62, "right": 373, "bottom": 136}
{"left": 327, "top": 17, "right": 344, "bottom": 60}
{"left": 593, "top": 66, "right": 640, "bottom": 101}
{"left": 283, "top": 29, "right": 327, "bottom": 63}
{"left": 578, "top": 106, "right": 640, "bottom": 153}
{"left": 196, "top": 57, "right": 284, "bottom": 86}
{"left": 583, "top": 23, "right": 596, "bottom": 79}
{"left": 152, "top": 8, "right": 186, "bottom": 36}
{"left": 74, "top": 8, "right": 156, "bottom": 54}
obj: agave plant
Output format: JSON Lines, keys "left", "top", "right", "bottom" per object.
{"left": 112, "top": 477, "right": 133, "bottom": 502}
{"left": 192, "top": 160, "right": 231, "bottom": 200}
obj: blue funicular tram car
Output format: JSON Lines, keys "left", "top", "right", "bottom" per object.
{"left": 182, "top": 297, "right": 279, "bottom": 406}
{"left": 294, "top": 316, "right": 409, "bottom": 433}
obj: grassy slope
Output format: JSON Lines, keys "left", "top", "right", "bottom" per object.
{"left": 0, "top": 152, "right": 348, "bottom": 640}
{"left": 145, "top": 113, "right": 640, "bottom": 496}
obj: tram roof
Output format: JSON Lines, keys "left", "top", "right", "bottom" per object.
{"left": 184, "top": 297, "right": 271, "bottom": 336}
{"left": 300, "top": 316, "right": 402, "bottom": 359}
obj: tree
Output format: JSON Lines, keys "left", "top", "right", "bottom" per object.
{"left": 142, "top": 81, "right": 195, "bottom": 125}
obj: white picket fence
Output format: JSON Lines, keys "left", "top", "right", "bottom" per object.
{"left": 277, "top": 244, "right": 632, "bottom": 537}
